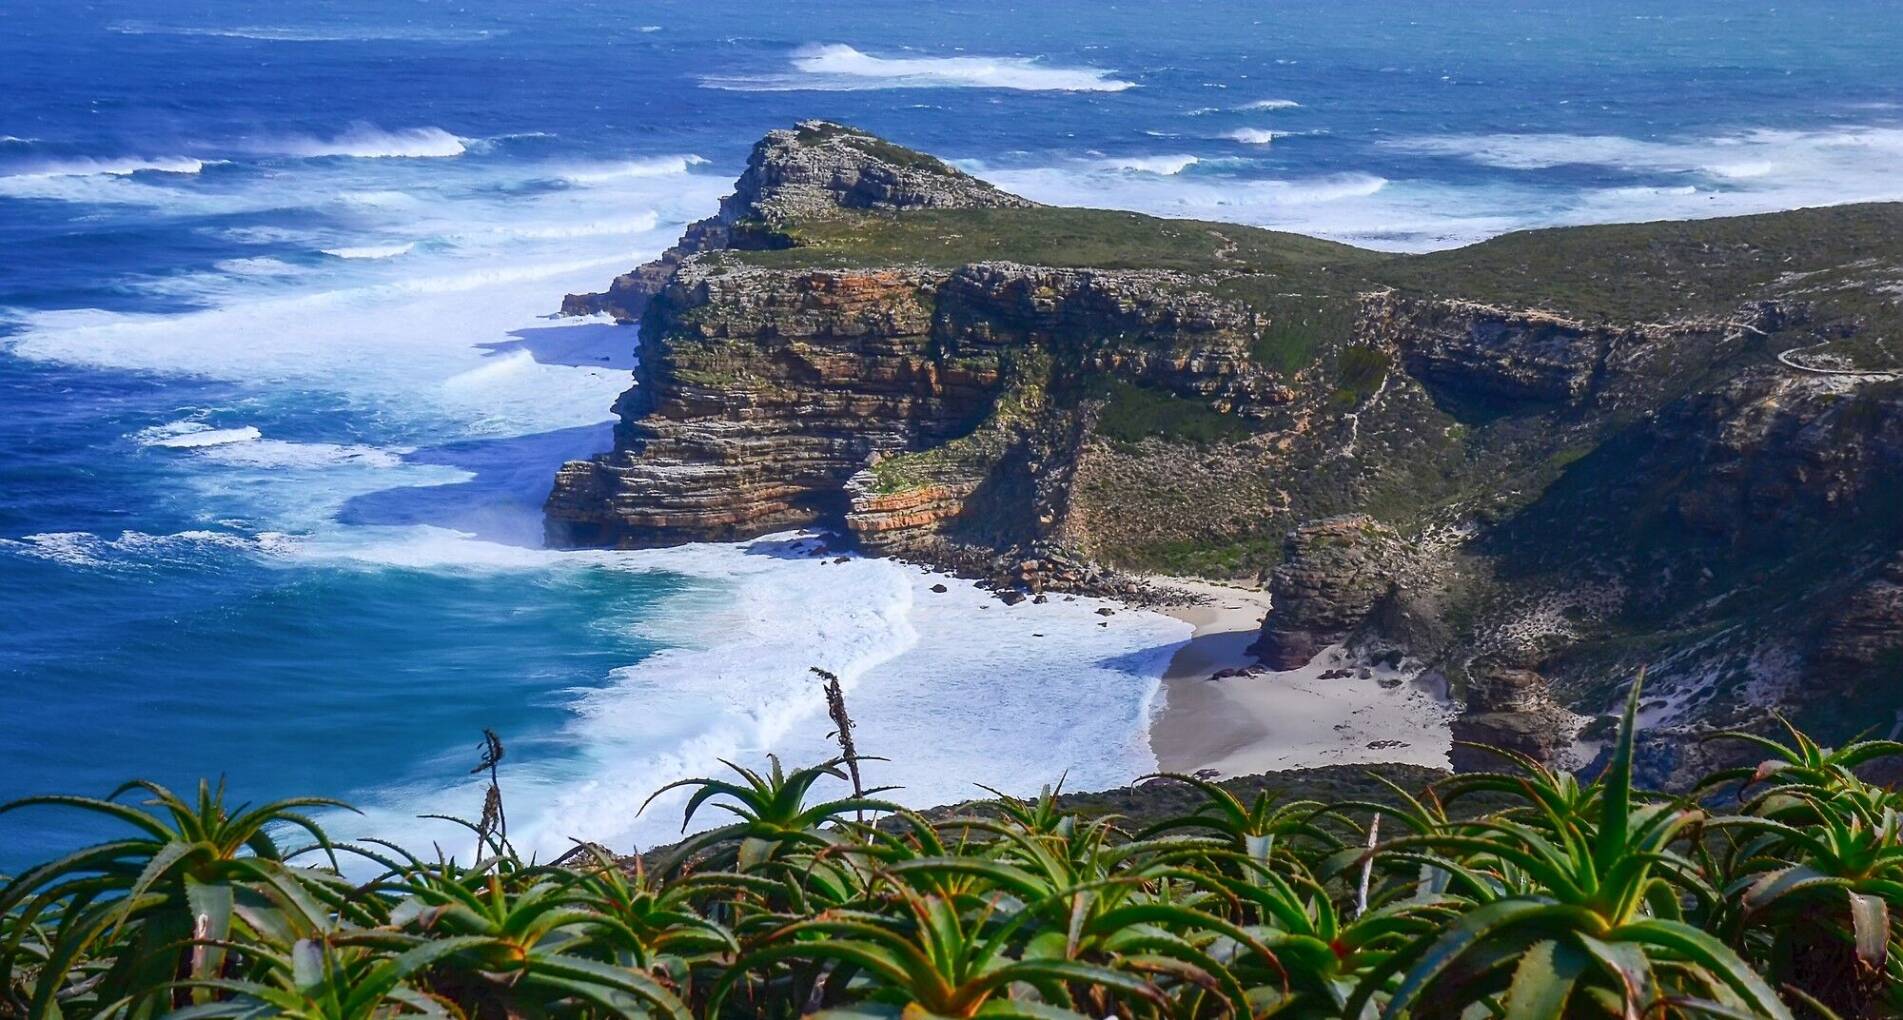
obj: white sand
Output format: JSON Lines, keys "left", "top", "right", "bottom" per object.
{"left": 1146, "top": 577, "right": 1453, "bottom": 777}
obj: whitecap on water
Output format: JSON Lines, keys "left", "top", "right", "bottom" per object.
{"left": 321, "top": 242, "right": 416, "bottom": 260}
{"left": 0, "top": 529, "right": 297, "bottom": 570}
{"left": 1095, "top": 154, "right": 1200, "bottom": 175}
{"left": 0, "top": 156, "right": 215, "bottom": 178}
{"left": 1223, "top": 128, "right": 1278, "bottom": 145}
{"left": 247, "top": 124, "right": 469, "bottom": 160}
{"left": 701, "top": 43, "right": 1137, "bottom": 93}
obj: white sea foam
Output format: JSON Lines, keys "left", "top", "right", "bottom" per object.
{"left": 1375, "top": 123, "right": 1903, "bottom": 237}
{"left": 215, "top": 226, "right": 324, "bottom": 245}
{"left": 1237, "top": 98, "right": 1301, "bottom": 111}
{"left": 206, "top": 439, "right": 405, "bottom": 470}
{"left": 135, "top": 420, "right": 406, "bottom": 469}
{"left": 0, "top": 529, "right": 296, "bottom": 569}
{"left": 8, "top": 144, "right": 725, "bottom": 449}
{"left": 1096, "top": 154, "right": 1200, "bottom": 175}
{"left": 258, "top": 125, "right": 469, "bottom": 159}
{"left": 322, "top": 242, "right": 415, "bottom": 260}
{"left": 135, "top": 421, "right": 264, "bottom": 449}
{"left": 1386, "top": 124, "right": 1903, "bottom": 179}
{"left": 1, "top": 156, "right": 213, "bottom": 178}
{"left": 702, "top": 43, "right": 1136, "bottom": 93}
{"left": 308, "top": 533, "right": 1187, "bottom": 859}
{"left": 559, "top": 155, "right": 708, "bottom": 184}
{"left": 965, "top": 120, "right": 1903, "bottom": 251}
{"left": 452, "top": 213, "right": 661, "bottom": 243}
{"left": 1223, "top": 128, "right": 1279, "bottom": 145}
{"left": 213, "top": 256, "right": 304, "bottom": 277}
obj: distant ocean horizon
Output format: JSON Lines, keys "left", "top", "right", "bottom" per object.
{"left": 3, "top": 0, "right": 1900, "bottom": 868}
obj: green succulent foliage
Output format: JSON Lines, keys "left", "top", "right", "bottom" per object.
{"left": 1357, "top": 678, "right": 1788, "bottom": 1020}
{"left": 4, "top": 686, "right": 1902, "bottom": 1019}
{"left": 0, "top": 779, "right": 347, "bottom": 1017}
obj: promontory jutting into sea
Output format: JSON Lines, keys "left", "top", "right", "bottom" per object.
{"left": 6, "top": 2, "right": 1903, "bottom": 1014}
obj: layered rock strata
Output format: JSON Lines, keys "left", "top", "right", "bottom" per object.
{"left": 547, "top": 257, "right": 1282, "bottom": 551}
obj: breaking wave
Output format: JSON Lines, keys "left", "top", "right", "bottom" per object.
{"left": 0, "top": 530, "right": 297, "bottom": 570}
{"left": 255, "top": 125, "right": 469, "bottom": 159}
{"left": 0, "top": 156, "right": 214, "bottom": 177}
{"left": 702, "top": 43, "right": 1137, "bottom": 92}
{"left": 322, "top": 243, "right": 416, "bottom": 260}
{"left": 1097, "top": 154, "right": 1200, "bottom": 175}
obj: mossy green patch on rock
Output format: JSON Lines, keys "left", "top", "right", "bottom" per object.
{"left": 1331, "top": 345, "right": 1391, "bottom": 407}
{"left": 1092, "top": 379, "right": 1254, "bottom": 446}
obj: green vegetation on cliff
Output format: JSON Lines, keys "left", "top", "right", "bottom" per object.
{"left": 740, "top": 201, "right": 1903, "bottom": 373}
{"left": 1093, "top": 380, "right": 1254, "bottom": 446}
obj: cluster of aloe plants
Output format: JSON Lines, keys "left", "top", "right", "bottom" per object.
{"left": 4, "top": 680, "right": 1901, "bottom": 1018}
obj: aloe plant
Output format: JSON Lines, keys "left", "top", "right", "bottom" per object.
{"left": 712, "top": 884, "right": 1163, "bottom": 1018}
{"left": 643, "top": 756, "right": 904, "bottom": 872}
{"left": 1136, "top": 773, "right": 1341, "bottom": 867}
{"left": 1352, "top": 679, "right": 1791, "bottom": 1019}
{"left": 164, "top": 935, "right": 477, "bottom": 1019}
{"left": 18, "top": 679, "right": 1903, "bottom": 1019}
{"left": 0, "top": 780, "right": 346, "bottom": 1016}
{"left": 1712, "top": 751, "right": 1903, "bottom": 1016}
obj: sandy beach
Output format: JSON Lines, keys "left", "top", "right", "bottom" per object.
{"left": 1148, "top": 578, "right": 1453, "bottom": 777}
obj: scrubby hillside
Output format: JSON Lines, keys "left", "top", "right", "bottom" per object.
{"left": 547, "top": 122, "right": 1903, "bottom": 783}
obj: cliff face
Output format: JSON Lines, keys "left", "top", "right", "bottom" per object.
{"left": 549, "top": 257, "right": 1283, "bottom": 560}
{"left": 546, "top": 265, "right": 980, "bottom": 544}
{"left": 548, "top": 121, "right": 1903, "bottom": 781}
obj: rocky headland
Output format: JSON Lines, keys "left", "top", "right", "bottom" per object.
{"left": 548, "top": 121, "right": 1903, "bottom": 786}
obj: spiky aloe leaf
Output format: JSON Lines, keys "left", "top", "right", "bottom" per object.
{"left": 1594, "top": 670, "right": 1645, "bottom": 877}
{"left": 1503, "top": 937, "right": 1588, "bottom": 1020}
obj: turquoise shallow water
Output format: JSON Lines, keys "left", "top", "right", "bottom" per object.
{"left": 2, "top": 0, "right": 1901, "bottom": 869}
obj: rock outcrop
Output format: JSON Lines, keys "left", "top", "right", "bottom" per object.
{"left": 1819, "top": 553, "right": 1903, "bottom": 674}
{"left": 1377, "top": 298, "right": 1613, "bottom": 405}
{"left": 560, "top": 121, "right": 1032, "bottom": 322}
{"left": 545, "top": 264, "right": 993, "bottom": 545}
{"left": 1248, "top": 516, "right": 1402, "bottom": 670}
{"left": 547, "top": 251, "right": 1285, "bottom": 551}
{"left": 1448, "top": 666, "right": 1590, "bottom": 772}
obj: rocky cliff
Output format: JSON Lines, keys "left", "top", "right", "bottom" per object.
{"left": 559, "top": 122, "right": 1032, "bottom": 322}
{"left": 548, "top": 121, "right": 1903, "bottom": 783}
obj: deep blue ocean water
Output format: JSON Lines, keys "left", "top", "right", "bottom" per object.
{"left": 3, "top": 0, "right": 1900, "bottom": 868}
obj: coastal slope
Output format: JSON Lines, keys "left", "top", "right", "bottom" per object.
{"left": 549, "top": 122, "right": 1903, "bottom": 785}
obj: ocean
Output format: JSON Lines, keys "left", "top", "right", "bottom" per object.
{"left": 3, "top": 0, "right": 1900, "bottom": 867}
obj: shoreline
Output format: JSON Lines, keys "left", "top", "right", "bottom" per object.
{"left": 1147, "top": 577, "right": 1453, "bottom": 777}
